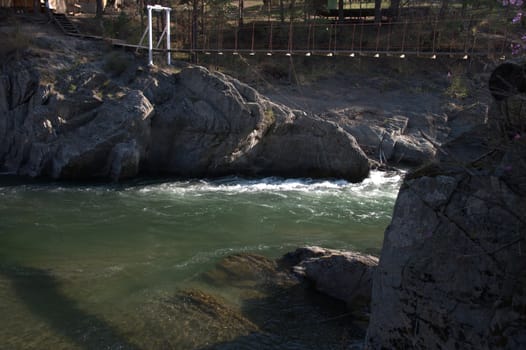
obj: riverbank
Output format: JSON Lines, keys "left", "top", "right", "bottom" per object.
{"left": 3, "top": 15, "right": 523, "bottom": 350}
{"left": 1, "top": 16, "right": 496, "bottom": 182}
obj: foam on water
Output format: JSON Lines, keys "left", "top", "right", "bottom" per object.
{"left": 133, "top": 170, "right": 403, "bottom": 198}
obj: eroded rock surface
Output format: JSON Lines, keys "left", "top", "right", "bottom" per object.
{"left": 282, "top": 246, "right": 378, "bottom": 309}
{"left": 366, "top": 101, "right": 526, "bottom": 349}
{"left": 0, "top": 31, "right": 370, "bottom": 182}
{"left": 147, "top": 66, "right": 370, "bottom": 181}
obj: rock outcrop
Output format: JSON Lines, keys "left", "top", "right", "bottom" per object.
{"left": 0, "top": 59, "right": 153, "bottom": 181}
{"left": 282, "top": 246, "right": 378, "bottom": 309}
{"left": 336, "top": 112, "right": 440, "bottom": 166}
{"left": 147, "top": 66, "right": 370, "bottom": 181}
{"left": 0, "top": 35, "right": 370, "bottom": 182}
{"left": 366, "top": 89, "right": 526, "bottom": 349}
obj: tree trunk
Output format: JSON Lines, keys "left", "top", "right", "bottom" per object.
{"left": 96, "top": 0, "right": 104, "bottom": 18}
{"left": 138, "top": 0, "right": 144, "bottom": 30}
{"left": 192, "top": 0, "right": 199, "bottom": 63}
{"left": 374, "top": 0, "right": 382, "bottom": 23}
{"left": 461, "top": 0, "right": 467, "bottom": 17}
{"left": 289, "top": 0, "right": 295, "bottom": 22}
{"left": 238, "top": 0, "right": 244, "bottom": 26}
{"left": 389, "top": 0, "right": 400, "bottom": 20}
{"left": 439, "top": 0, "right": 449, "bottom": 18}
{"left": 338, "top": 0, "right": 344, "bottom": 22}
{"left": 279, "top": 0, "right": 285, "bottom": 24}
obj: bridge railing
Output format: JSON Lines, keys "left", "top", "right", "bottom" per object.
{"left": 170, "top": 17, "right": 513, "bottom": 58}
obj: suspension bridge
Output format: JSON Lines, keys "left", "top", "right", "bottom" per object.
{"left": 51, "top": 10, "right": 514, "bottom": 63}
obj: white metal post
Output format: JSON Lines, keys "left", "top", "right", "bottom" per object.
{"left": 146, "top": 5, "right": 172, "bottom": 66}
{"left": 166, "top": 9, "right": 171, "bottom": 65}
{"left": 147, "top": 6, "right": 153, "bottom": 66}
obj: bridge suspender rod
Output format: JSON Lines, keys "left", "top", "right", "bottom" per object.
{"left": 471, "top": 32, "right": 477, "bottom": 56}
{"left": 464, "top": 16, "right": 473, "bottom": 53}
{"left": 359, "top": 20, "right": 364, "bottom": 53}
{"left": 351, "top": 23, "right": 356, "bottom": 52}
{"left": 235, "top": 26, "right": 238, "bottom": 53}
{"left": 251, "top": 22, "right": 255, "bottom": 53}
{"left": 333, "top": 23, "right": 337, "bottom": 53}
{"left": 306, "top": 23, "right": 312, "bottom": 52}
{"left": 504, "top": 25, "right": 510, "bottom": 55}
{"left": 268, "top": 22, "right": 273, "bottom": 54}
{"left": 312, "top": 24, "right": 316, "bottom": 52}
{"left": 375, "top": 23, "right": 381, "bottom": 53}
{"left": 288, "top": 21, "right": 293, "bottom": 54}
{"left": 219, "top": 22, "right": 224, "bottom": 53}
{"left": 329, "top": 23, "right": 332, "bottom": 52}
{"left": 387, "top": 21, "right": 391, "bottom": 52}
{"left": 416, "top": 21, "right": 422, "bottom": 56}
{"left": 401, "top": 20, "right": 407, "bottom": 55}
{"left": 204, "top": 19, "right": 209, "bottom": 52}
{"left": 432, "top": 18, "right": 438, "bottom": 55}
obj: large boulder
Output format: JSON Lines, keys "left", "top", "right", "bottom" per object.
{"left": 326, "top": 107, "right": 442, "bottom": 167}
{"left": 282, "top": 246, "right": 378, "bottom": 309}
{"left": 366, "top": 109, "right": 526, "bottom": 349}
{"left": 1, "top": 43, "right": 370, "bottom": 181}
{"left": 147, "top": 66, "right": 370, "bottom": 182}
{"left": 0, "top": 61, "right": 153, "bottom": 181}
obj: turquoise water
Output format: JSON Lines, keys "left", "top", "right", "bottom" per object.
{"left": 0, "top": 171, "right": 401, "bottom": 349}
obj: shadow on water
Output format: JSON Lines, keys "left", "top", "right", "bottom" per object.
{"left": 196, "top": 254, "right": 367, "bottom": 350}
{"left": 195, "top": 283, "right": 365, "bottom": 350}
{"left": 0, "top": 263, "right": 139, "bottom": 350}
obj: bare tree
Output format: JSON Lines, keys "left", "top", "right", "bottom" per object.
{"left": 96, "top": 0, "right": 104, "bottom": 17}
{"left": 374, "top": 0, "right": 382, "bottom": 23}
{"left": 280, "top": 0, "right": 285, "bottom": 23}
{"left": 238, "top": 0, "right": 244, "bottom": 26}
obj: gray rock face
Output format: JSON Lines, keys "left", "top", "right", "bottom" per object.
{"left": 146, "top": 66, "right": 370, "bottom": 182}
{"left": 328, "top": 108, "right": 442, "bottom": 167}
{"left": 1, "top": 49, "right": 370, "bottom": 181}
{"left": 0, "top": 62, "right": 153, "bottom": 181}
{"left": 283, "top": 246, "right": 378, "bottom": 309}
{"left": 366, "top": 121, "right": 526, "bottom": 349}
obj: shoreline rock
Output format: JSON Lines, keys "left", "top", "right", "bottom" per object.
{"left": 365, "top": 71, "right": 526, "bottom": 349}
{"left": 0, "top": 37, "right": 370, "bottom": 182}
{"left": 282, "top": 246, "right": 378, "bottom": 310}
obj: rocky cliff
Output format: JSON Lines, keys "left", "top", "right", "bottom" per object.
{"left": 0, "top": 29, "right": 369, "bottom": 182}
{"left": 366, "top": 83, "right": 526, "bottom": 348}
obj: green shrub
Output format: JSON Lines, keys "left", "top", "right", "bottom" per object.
{"left": 446, "top": 75, "right": 469, "bottom": 99}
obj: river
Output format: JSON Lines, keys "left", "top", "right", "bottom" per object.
{"left": 0, "top": 171, "right": 402, "bottom": 349}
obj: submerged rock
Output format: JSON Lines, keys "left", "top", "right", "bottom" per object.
{"left": 201, "top": 253, "right": 296, "bottom": 292}
{"left": 193, "top": 252, "right": 367, "bottom": 349}
{"left": 282, "top": 246, "right": 378, "bottom": 310}
{"left": 141, "top": 289, "right": 259, "bottom": 350}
